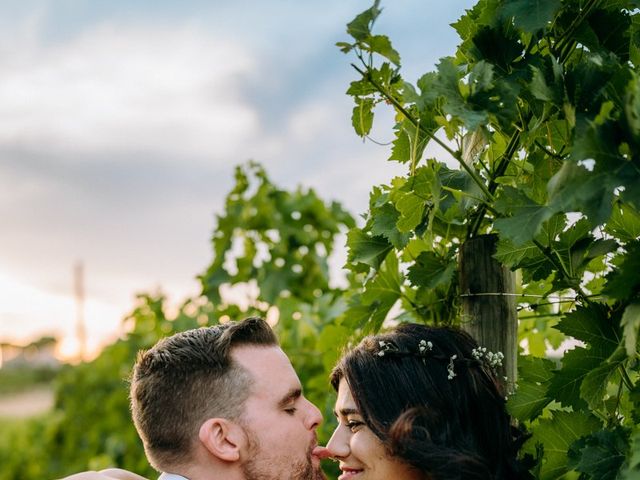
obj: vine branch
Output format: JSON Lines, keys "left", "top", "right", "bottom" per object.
{"left": 351, "top": 63, "right": 493, "bottom": 201}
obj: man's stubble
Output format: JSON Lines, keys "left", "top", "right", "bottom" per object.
{"left": 240, "top": 429, "right": 325, "bottom": 480}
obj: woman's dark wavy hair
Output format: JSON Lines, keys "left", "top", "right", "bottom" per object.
{"left": 331, "top": 324, "right": 532, "bottom": 480}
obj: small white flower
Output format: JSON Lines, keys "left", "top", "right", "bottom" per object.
{"left": 447, "top": 354, "right": 457, "bottom": 380}
{"left": 377, "top": 350, "right": 385, "bottom": 357}
{"left": 418, "top": 339, "right": 433, "bottom": 353}
{"left": 486, "top": 351, "right": 504, "bottom": 368}
{"left": 379, "top": 340, "right": 386, "bottom": 347}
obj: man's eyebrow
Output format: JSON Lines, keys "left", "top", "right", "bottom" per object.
{"left": 333, "top": 408, "right": 359, "bottom": 418}
{"left": 277, "top": 387, "right": 302, "bottom": 408}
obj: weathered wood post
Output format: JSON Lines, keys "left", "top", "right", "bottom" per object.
{"left": 458, "top": 234, "right": 517, "bottom": 387}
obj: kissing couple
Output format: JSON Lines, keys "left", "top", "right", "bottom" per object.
{"left": 65, "top": 317, "right": 531, "bottom": 480}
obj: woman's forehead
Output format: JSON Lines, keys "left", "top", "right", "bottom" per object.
{"left": 335, "top": 378, "right": 357, "bottom": 411}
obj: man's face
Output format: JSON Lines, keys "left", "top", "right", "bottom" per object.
{"left": 231, "top": 345, "right": 325, "bottom": 480}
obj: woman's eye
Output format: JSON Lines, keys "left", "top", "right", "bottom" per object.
{"left": 346, "top": 420, "right": 364, "bottom": 432}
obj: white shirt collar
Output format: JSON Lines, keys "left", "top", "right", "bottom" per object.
{"left": 158, "top": 473, "right": 189, "bottom": 480}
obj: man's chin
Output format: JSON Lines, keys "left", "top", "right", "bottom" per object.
{"left": 311, "top": 467, "right": 326, "bottom": 480}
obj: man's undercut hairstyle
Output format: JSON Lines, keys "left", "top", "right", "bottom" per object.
{"left": 130, "top": 317, "right": 277, "bottom": 471}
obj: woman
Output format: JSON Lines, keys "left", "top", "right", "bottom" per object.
{"left": 326, "top": 323, "right": 531, "bottom": 480}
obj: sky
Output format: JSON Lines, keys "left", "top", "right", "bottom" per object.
{"left": 0, "top": 0, "right": 476, "bottom": 360}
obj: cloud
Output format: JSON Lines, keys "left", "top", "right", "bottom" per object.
{"left": 0, "top": 0, "right": 477, "bottom": 352}
{"left": 0, "top": 22, "right": 258, "bottom": 160}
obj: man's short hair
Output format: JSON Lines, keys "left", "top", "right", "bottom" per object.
{"left": 130, "top": 317, "right": 277, "bottom": 470}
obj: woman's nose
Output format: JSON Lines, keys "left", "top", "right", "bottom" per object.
{"left": 326, "top": 425, "right": 350, "bottom": 458}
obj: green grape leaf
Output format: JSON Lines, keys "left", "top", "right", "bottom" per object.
{"left": 341, "top": 294, "right": 376, "bottom": 330}
{"left": 346, "top": 78, "right": 378, "bottom": 96}
{"left": 389, "top": 128, "right": 411, "bottom": 163}
{"left": 567, "top": 427, "right": 629, "bottom": 480}
{"left": 407, "top": 251, "right": 456, "bottom": 289}
{"left": 605, "top": 202, "right": 640, "bottom": 243}
{"left": 470, "top": 24, "right": 523, "bottom": 71}
{"left": 394, "top": 191, "right": 426, "bottom": 233}
{"left": 547, "top": 161, "right": 616, "bottom": 228}
{"left": 370, "top": 203, "right": 411, "bottom": 250}
{"left": 555, "top": 303, "right": 621, "bottom": 349}
{"left": 434, "top": 56, "right": 489, "bottom": 130}
{"left": 604, "top": 241, "right": 640, "bottom": 301}
{"left": 494, "top": 187, "right": 554, "bottom": 246}
{"left": 580, "top": 346, "right": 626, "bottom": 410}
{"left": 508, "top": 381, "right": 552, "bottom": 421}
{"left": 336, "top": 41, "right": 353, "bottom": 54}
{"left": 621, "top": 303, "right": 640, "bottom": 357}
{"left": 622, "top": 425, "right": 640, "bottom": 478}
{"left": 552, "top": 305, "right": 622, "bottom": 410}
{"left": 361, "top": 252, "right": 402, "bottom": 332}
{"left": 346, "top": 0, "right": 381, "bottom": 41}
{"left": 530, "top": 66, "right": 555, "bottom": 102}
{"left": 494, "top": 237, "right": 539, "bottom": 268}
{"left": 346, "top": 229, "right": 392, "bottom": 271}
{"left": 500, "top": 0, "right": 562, "bottom": 34}
{"left": 352, "top": 98, "right": 374, "bottom": 137}
{"left": 365, "top": 35, "right": 401, "bottom": 66}
{"left": 524, "top": 410, "right": 601, "bottom": 480}
{"left": 507, "top": 355, "right": 554, "bottom": 421}
{"left": 548, "top": 345, "right": 610, "bottom": 409}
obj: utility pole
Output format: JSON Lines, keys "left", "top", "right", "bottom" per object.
{"left": 74, "top": 261, "right": 87, "bottom": 362}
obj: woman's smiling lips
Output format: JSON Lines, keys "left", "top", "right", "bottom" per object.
{"left": 338, "top": 466, "right": 364, "bottom": 479}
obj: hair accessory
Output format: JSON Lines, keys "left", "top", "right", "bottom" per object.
{"left": 377, "top": 340, "right": 396, "bottom": 357}
{"left": 447, "top": 354, "right": 457, "bottom": 380}
{"left": 418, "top": 339, "right": 433, "bottom": 353}
{"left": 471, "top": 347, "right": 504, "bottom": 368}
{"left": 372, "top": 339, "right": 503, "bottom": 383}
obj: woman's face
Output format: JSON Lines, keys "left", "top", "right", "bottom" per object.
{"left": 326, "top": 378, "right": 422, "bottom": 480}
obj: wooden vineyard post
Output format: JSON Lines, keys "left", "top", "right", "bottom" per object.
{"left": 459, "top": 234, "right": 517, "bottom": 388}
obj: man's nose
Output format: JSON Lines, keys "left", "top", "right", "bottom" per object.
{"left": 303, "top": 397, "right": 323, "bottom": 430}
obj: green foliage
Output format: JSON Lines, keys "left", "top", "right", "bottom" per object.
{"left": 338, "top": 0, "right": 640, "bottom": 477}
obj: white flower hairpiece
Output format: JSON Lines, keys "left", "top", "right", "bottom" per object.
{"left": 471, "top": 346, "right": 504, "bottom": 368}
{"left": 373, "top": 339, "right": 504, "bottom": 384}
{"left": 418, "top": 339, "right": 433, "bottom": 353}
{"left": 447, "top": 354, "right": 457, "bottom": 380}
{"left": 377, "top": 340, "right": 393, "bottom": 357}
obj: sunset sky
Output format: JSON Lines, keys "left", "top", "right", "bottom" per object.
{"left": 0, "top": 0, "right": 475, "bottom": 359}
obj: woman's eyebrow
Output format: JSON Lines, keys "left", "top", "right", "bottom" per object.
{"left": 333, "top": 407, "right": 359, "bottom": 418}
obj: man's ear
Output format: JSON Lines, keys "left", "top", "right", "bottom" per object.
{"left": 198, "top": 418, "right": 244, "bottom": 462}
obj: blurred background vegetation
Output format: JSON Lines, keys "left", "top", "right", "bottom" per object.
{"left": 0, "top": 163, "right": 352, "bottom": 479}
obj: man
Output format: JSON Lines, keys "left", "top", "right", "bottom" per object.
{"left": 62, "top": 317, "right": 327, "bottom": 480}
